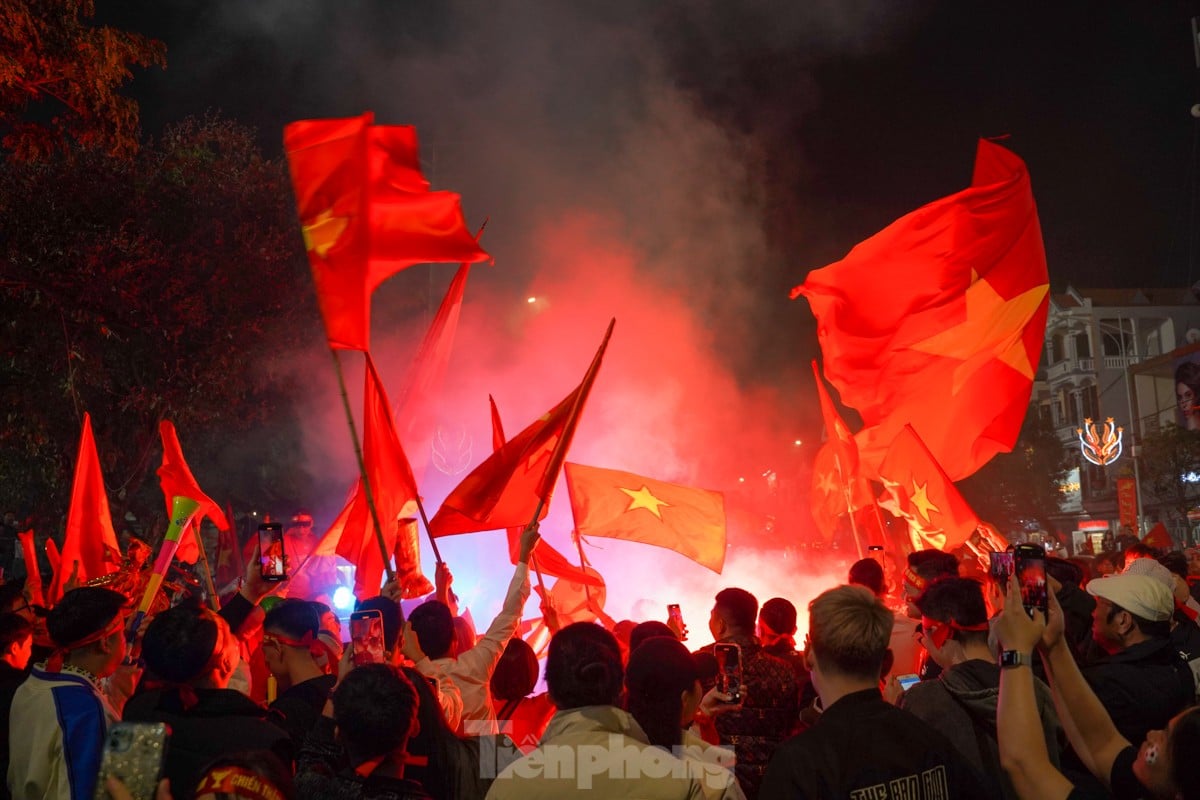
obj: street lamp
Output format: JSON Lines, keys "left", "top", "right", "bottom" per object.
{"left": 1094, "top": 317, "right": 1146, "bottom": 533}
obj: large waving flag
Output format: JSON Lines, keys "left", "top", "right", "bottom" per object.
{"left": 795, "top": 139, "right": 1049, "bottom": 481}
{"left": 490, "top": 396, "right": 603, "bottom": 587}
{"left": 157, "top": 421, "right": 230, "bottom": 564}
{"left": 564, "top": 463, "right": 727, "bottom": 573}
{"left": 49, "top": 414, "right": 121, "bottom": 603}
{"left": 428, "top": 321, "right": 614, "bottom": 537}
{"left": 284, "top": 113, "right": 489, "bottom": 351}
{"left": 877, "top": 424, "right": 979, "bottom": 551}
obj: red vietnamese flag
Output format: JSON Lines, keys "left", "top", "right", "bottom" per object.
{"left": 284, "top": 113, "right": 489, "bottom": 351}
{"left": 158, "top": 421, "right": 230, "bottom": 564}
{"left": 49, "top": 414, "right": 121, "bottom": 603}
{"left": 877, "top": 424, "right": 978, "bottom": 551}
{"left": 429, "top": 321, "right": 613, "bottom": 537}
{"left": 213, "top": 503, "right": 243, "bottom": 591}
{"left": 810, "top": 441, "right": 875, "bottom": 542}
{"left": 564, "top": 463, "right": 727, "bottom": 573}
{"left": 490, "top": 396, "right": 603, "bottom": 587}
{"left": 795, "top": 139, "right": 1049, "bottom": 481}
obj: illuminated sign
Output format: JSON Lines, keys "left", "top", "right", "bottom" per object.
{"left": 1077, "top": 417, "right": 1123, "bottom": 466}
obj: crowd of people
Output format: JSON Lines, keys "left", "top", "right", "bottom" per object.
{"left": 0, "top": 518, "right": 1199, "bottom": 800}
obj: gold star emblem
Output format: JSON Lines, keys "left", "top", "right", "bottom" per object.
{"left": 910, "top": 480, "right": 940, "bottom": 523}
{"left": 302, "top": 208, "right": 350, "bottom": 258}
{"left": 620, "top": 485, "right": 670, "bottom": 519}
{"left": 908, "top": 276, "right": 1048, "bottom": 392}
{"left": 815, "top": 471, "right": 838, "bottom": 497}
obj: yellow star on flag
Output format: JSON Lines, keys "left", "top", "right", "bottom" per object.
{"left": 908, "top": 276, "right": 1048, "bottom": 392}
{"left": 815, "top": 471, "right": 838, "bottom": 497}
{"left": 620, "top": 485, "right": 671, "bottom": 519}
{"left": 910, "top": 480, "right": 940, "bottom": 523}
{"left": 302, "top": 208, "right": 350, "bottom": 258}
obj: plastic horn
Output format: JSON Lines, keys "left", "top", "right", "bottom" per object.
{"left": 127, "top": 495, "right": 201, "bottom": 640}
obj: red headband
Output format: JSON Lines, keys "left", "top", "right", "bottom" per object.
{"left": 44, "top": 613, "right": 125, "bottom": 672}
{"left": 267, "top": 630, "right": 336, "bottom": 667}
{"left": 194, "top": 767, "right": 286, "bottom": 800}
{"left": 904, "top": 567, "right": 927, "bottom": 591}
{"left": 920, "top": 616, "right": 990, "bottom": 649}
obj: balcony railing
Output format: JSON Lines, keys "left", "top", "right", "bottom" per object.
{"left": 1101, "top": 355, "right": 1141, "bottom": 370}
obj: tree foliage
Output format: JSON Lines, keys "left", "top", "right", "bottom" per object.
{"left": 958, "top": 410, "right": 1071, "bottom": 535}
{"left": 0, "top": 0, "right": 165, "bottom": 160}
{"left": 0, "top": 115, "right": 320, "bottom": 529}
{"left": 1139, "top": 422, "right": 1200, "bottom": 524}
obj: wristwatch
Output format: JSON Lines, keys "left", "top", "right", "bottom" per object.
{"left": 999, "top": 650, "right": 1031, "bottom": 669}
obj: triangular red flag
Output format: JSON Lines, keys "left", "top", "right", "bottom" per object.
{"left": 49, "top": 413, "right": 121, "bottom": 603}
{"left": 428, "top": 321, "right": 613, "bottom": 537}
{"left": 284, "top": 114, "right": 489, "bottom": 351}
{"left": 490, "top": 397, "right": 603, "bottom": 587}
{"left": 796, "top": 139, "right": 1049, "bottom": 482}
{"left": 158, "top": 421, "right": 230, "bottom": 564}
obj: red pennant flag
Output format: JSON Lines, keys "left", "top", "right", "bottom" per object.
{"left": 564, "top": 463, "right": 727, "bottom": 572}
{"left": 795, "top": 139, "right": 1049, "bottom": 481}
{"left": 158, "top": 421, "right": 230, "bottom": 564}
{"left": 49, "top": 414, "right": 121, "bottom": 603}
{"left": 877, "top": 424, "right": 979, "bottom": 551}
{"left": 490, "top": 397, "right": 603, "bottom": 587}
{"left": 428, "top": 321, "right": 613, "bottom": 537}
{"left": 17, "top": 530, "right": 45, "bottom": 608}
{"left": 284, "top": 113, "right": 489, "bottom": 351}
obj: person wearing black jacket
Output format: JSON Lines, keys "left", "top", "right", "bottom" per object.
{"left": 760, "top": 585, "right": 994, "bottom": 800}
{"left": 261, "top": 599, "right": 336, "bottom": 745}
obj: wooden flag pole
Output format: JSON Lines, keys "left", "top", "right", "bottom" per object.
{"left": 834, "top": 452, "right": 864, "bottom": 559}
{"left": 330, "top": 348, "right": 396, "bottom": 584}
{"left": 572, "top": 529, "right": 592, "bottom": 606}
{"left": 413, "top": 494, "right": 444, "bottom": 566}
{"left": 193, "top": 522, "right": 221, "bottom": 611}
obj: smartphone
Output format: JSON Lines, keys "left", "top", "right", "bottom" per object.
{"left": 93, "top": 722, "right": 169, "bottom": 800}
{"left": 667, "top": 604, "right": 686, "bottom": 640}
{"left": 896, "top": 673, "right": 920, "bottom": 692}
{"left": 1014, "top": 543, "right": 1048, "bottom": 616}
{"left": 257, "top": 522, "right": 286, "bottom": 582}
{"left": 350, "top": 609, "right": 385, "bottom": 666}
{"left": 989, "top": 551, "right": 1015, "bottom": 587}
{"left": 714, "top": 642, "right": 742, "bottom": 703}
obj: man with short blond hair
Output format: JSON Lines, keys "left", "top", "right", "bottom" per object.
{"left": 760, "top": 585, "right": 993, "bottom": 800}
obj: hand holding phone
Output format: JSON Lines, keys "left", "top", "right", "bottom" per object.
{"left": 1014, "top": 543, "right": 1048, "bottom": 617}
{"left": 350, "top": 610, "right": 385, "bottom": 666}
{"left": 258, "top": 523, "right": 286, "bottom": 582}
{"left": 714, "top": 642, "right": 742, "bottom": 704}
{"left": 667, "top": 604, "right": 687, "bottom": 641}
{"left": 896, "top": 673, "right": 920, "bottom": 692}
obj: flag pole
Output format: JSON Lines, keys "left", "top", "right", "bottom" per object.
{"left": 193, "top": 522, "right": 221, "bottom": 612}
{"left": 413, "top": 495, "right": 443, "bottom": 565}
{"left": 572, "top": 530, "right": 592, "bottom": 605}
{"left": 330, "top": 349, "right": 396, "bottom": 584}
{"left": 834, "top": 452, "right": 864, "bottom": 559}
{"left": 521, "top": 319, "right": 615, "bottom": 555}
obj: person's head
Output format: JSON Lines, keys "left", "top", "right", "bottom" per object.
{"left": 141, "top": 605, "right": 239, "bottom": 688}
{"left": 407, "top": 600, "right": 455, "bottom": 660}
{"left": 1185, "top": 548, "right": 1200, "bottom": 577}
{"left": 757, "top": 597, "right": 798, "bottom": 647}
{"left": 709, "top": 587, "right": 757, "bottom": 641}
{"left": 848, "top": 559, "right": 887, "bottom": 598}
{"left": 0, "top": 613, "right": 33, "bottom": 669}
{"left": 912, "top": 578, "right": 990, "bottom": 668}
{"left": 1158, "top": 551, "right": 1189, "bottom": 582}
{"left": 545, "top": 622, "right": 623, "bottom": 710}
{"left": 310, "top": 601, "right": 341, "bottom": 641}
{"left": 331, "top": 664, "right": 419, "bottom": 767}
{"left": 490, "top": 637, "right": 540, "bottom": 703}
{"left": 288, "top": 510, "right": 315, "bottom": 536}
{"left": 1093, "top": 552, "right": 1118, "bottom": 577}
{"left": 0, "top": 583, "right": 34, "bottom": 623}
{"left": 904, "top": 550, "right": 959, "bottom": 619}
{"left": 46, "top": 587, "right": 127, "bottom": 677}
{"left": 1134, "top": 706, "right": 1200, "bottom": 800}
{"left": 354, "top": 596, "right": 402, "bottom": 654}
{"left": 1175, "top": 361, "right": 1200, "bottom": 420}
{"left": 262, "top": 599, "right": 321, "bottom": 682}
{"left": 629, "top": 621, "right": 675, "bottom": 654}
{"left": 1045, "top": 557, "right": 1083, "bottom": 590}
{"left": 1124, "top": 542, "right": 1159, "bottom": 562}
{"left": 625, "top": 636, "right": 701, "bottom": 750}
{"left": 193, "top": 750, "right": 296, "bottom": 800}
{"left": 1086, "top": 574, "right": 1173, "bottom": 654}
{"left": 806, "top": 585, "right": 892, "bottom": 699}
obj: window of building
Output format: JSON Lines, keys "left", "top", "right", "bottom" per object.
{"left": 1099, "top": 318, "right": 1133, "bottom": 357}
{"left": 1051, "top": 334, "right": 1066, "bottom": 363}
{"left": 1073, "top": 332, "right": 1091, "bottom": 359}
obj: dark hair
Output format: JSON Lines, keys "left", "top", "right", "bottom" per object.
{"left": 0, "top": 613, "right": 32, "bottom": 650}
{"left": 1105, "top": 603, "right": 1170, "bottom": 640}
{"left": 1092, "top": 552, "right": 1117, "bottom": 572}
{"left": 713, "top": 587, "right": 758, "bottom": 633}
{"left": 907, "top": 550, "right": 959, "bottom": 582}
{"left": 625, "top": 637, "right": 698, "bottom": 750}
{"left": 398, "top": 665, "right": 470, "bottom": 799}
{"left": 263, "top": 599, "right": 319, "bottom": 641}
{"left": 195, "top": 750, "right": 296, "bottom": 800}
{"left": 1169, "top": 706, "right": 1200, "bottom": 800}
{"left": 46, "top": 587, "right": 125, "bottom": 649}
{"left": 693, "top": 651, "right": 719, "bottom": 693}
{"left": 408, "top": 600, "right": 455, "bottom": 660}
{"left": 332, "top": 664, "right": 419, "bottom": 764}
{"left": 0, "top": 583, "right": 26, "bottom": 613}
{"left": 1124, "top": 542, "right": 1158, "bottom": 560}
{"left": 848, "top": 559, "right": 886, "bottom": 596}
{"left": 629, "top": 621, "right": 675, "bottom": 653}
{"left": 1045, "top": 557, "right": 1082, "bottom": 589}
{"left": 759, "top": 597, "right": 799, "bottom": 635}
{"left": 545, "top": 622, "right": 623, "bottom": 709}
{"left": 490, "top": 637, "right": 539, "bottom": 702}
{"left": 141, "top": 605, "right": 220, "bottom": 682}
{"left": 355, "top": 596, "right": 401, "bottom": 652}
{"left": 1176, "top": 360, "right": 1200, "bottom": 392}
{"left": 1066, "top": 557, "right": 1094, "bottom": 586}
{"left": 914, "top": 578, "right": 989, "bottom": 644}
{"left": 1159, "top": 551, "right": 1189, "bottom": 581}
{"left": 309, "top": 601, "right": 333, "bottom": 619}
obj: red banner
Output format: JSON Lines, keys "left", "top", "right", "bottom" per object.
{"left": 1116, "top": 477, "right": 1137, "bottom": 532}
